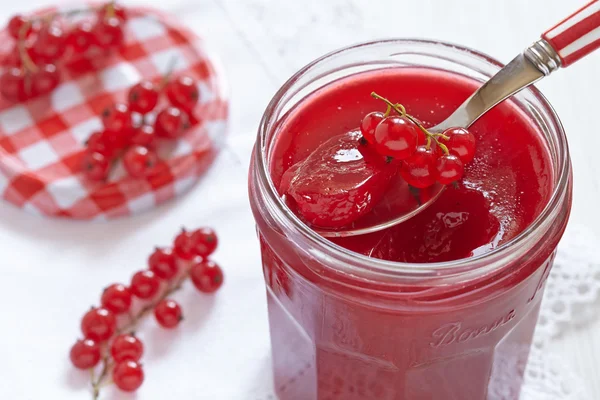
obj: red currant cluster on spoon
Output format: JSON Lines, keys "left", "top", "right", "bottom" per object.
{"left": 69, "top": 227, "right": 222, "bottom": 398}
{"left": 1, "top": 2, "right": 127, "bottom": 102}
{"left": 361, "top": 92, "right": 476, "bottom": 188}
{"left": 83, "top": 74, "right": 200, "bottom": 181}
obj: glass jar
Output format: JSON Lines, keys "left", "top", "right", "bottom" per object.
{"left": 249, "top": 39, "right": 572, "bottom": 400}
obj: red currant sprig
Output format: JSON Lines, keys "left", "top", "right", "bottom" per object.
{"left": 69, "top": 226, "right": 223, "bottom": 399}
{"left": 81, "top": 64, "right": 200, "bottom": 181}
{"left": 0, "top": 2, "right": 129, "bottom": 103}
{"left": 360, "top": 92, "right": 476, "bottom": 188}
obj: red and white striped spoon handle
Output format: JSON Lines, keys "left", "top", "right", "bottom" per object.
{"left": 542, "top": 0, "right": 600, "bottom": 67}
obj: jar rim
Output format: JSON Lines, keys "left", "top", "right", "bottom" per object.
{"left": 254, "top": 38, "right": 571, "bottom": 280}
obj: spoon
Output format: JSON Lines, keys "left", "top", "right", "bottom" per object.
{"left": 318, "top": 0, "right": 600, "bottom": 238}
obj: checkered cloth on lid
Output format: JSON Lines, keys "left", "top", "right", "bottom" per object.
{"left": 0, "top": 5, "right": 229, "bottom": 219}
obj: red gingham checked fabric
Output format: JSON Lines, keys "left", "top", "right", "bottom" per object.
{"left": 0, "top": 5, "right": 229, "bottom": 219}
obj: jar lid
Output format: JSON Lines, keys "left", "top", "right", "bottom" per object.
{"left": 0, "top": 5, "right": 228, "bottom": 219}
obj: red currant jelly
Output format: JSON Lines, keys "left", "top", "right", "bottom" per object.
{"left": 249, "top": 41, "right": 572, "bottom": 400}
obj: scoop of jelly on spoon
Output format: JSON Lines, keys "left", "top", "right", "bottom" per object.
{"left": 281, "top": 130, "right": 399, "bottom": 229}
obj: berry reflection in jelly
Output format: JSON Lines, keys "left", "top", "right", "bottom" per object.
{"left": 69, "top": 227, "right": 223, "bottom": 398}
{"left": 280, "top": 92, "right": 476, "bottom": 230}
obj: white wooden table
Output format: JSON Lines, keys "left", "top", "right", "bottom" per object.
{"left": 0, "top": 0, "right": 598, "bottom": 398}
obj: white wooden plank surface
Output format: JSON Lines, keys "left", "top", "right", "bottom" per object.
{"left": 0, "top": 0, "right": 598, "bottom": 398}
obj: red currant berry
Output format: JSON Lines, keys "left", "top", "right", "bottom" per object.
{"left": 416, "top": 128, "right": 427, "bottom": 147}
{"left": 130, "top": 270, "right": 160, "bottom": 300}
{"left": 190, "top": 259, "right": 224, "bottom": 293}
{"left": 130, "top": 125, "right": 156, "bottom": 149}
{"left": 373, "top": 116, "right": 419, "bottom": 160}
{"left": 123, "top": 146, "right": 158, "bottom": 178}
{"left": 436, "top": 154, "right": 464, "bottom": 185}
{"left": 128, "top": 80, "right": 159, "bottom": 114}
{"left": 8, "top": 15, "right": 33, "bottom": 39}
{"left": 31, "top": 64, "right": 60, "bottom": 96}
{"left": 402, "top": 116, "right": 428, "bottom": 146}
{"left": 1, "top": 52, "right": 17, "bottom": 69}
{"left": 2, "top": 45, "right": 23, "bottom": 68}
{"left": 400, "top": 145, "right": 438, "bottom": 189}
{"left": 154, "top": 107, "right": 189, "bottom": 139}
{"left": 165, "top": 76, "right": 200, "bottom": 111}
{"left": 81, "top": 307, "right": 116, "bottom": 342}
{"left": 443, "top": 127, "right": 476, "bottom": 163}
{"left": 110, "top": 334, "right": 144, "bottom": 363}
{"left": 101, "top": 283, "right": 132, "bottom": 314}
{"left": 65, "top": 58, "right": 95, "bottom": 75}
{"left": 102, "top": 103, "right": 133, "bottom": 133}
{"left": 86, "top": 131, "right": 105, "bottom": 148}
{"left": 5, "top": 42, "right": 39, "bottom": 69}
{"left": 154, "top": 299, "right": 183, "bottom": 329}
{"left": 99, "top": 2, "right": 128, "bottom": 21}
{"left": 0, "top": 68, "right": 27, "bottom": 102}
{"left": 69, "top": 339, "right": 101, "bottom": 369}
{"left": 66, "top": 22, "right": 95, "bottom": 55}
{"left": 104, "top": 130, "right": 130, "bottom": 152}
{"left": 93, "top": 17, "right": 124, "bottom": 49}
{"left": 113, "top": 360, "right": 144, "bottom": 392}
{"left": 33, "top": 23, "right": 66, "bottom": 63}
{"left": 82, "top": 151, "right": 110, "bottom": 181}
{"left": 148, "top": 247, "right": 178, "bottom": 280}
{"left": 191, "top": 227, "right": 218, "bottom": 257}
{"left": 360, "top": 111, "right": 384, "bottom": 144}
{"left": 173, "top": 229, "right": 197, "bottom": 260}
{"left": 86, "top": 131, "right": 113, "bottom": 157}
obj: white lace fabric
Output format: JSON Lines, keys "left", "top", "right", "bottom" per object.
{"left": 521, "top": 225, "right": 600, "bottom": 400}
